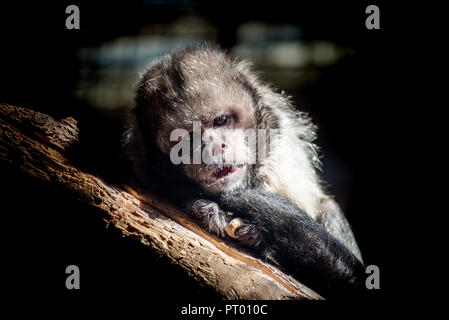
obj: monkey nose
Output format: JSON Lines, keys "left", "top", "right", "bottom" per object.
{"left": 214, "top": 143, "right": 227, "bottom": 154}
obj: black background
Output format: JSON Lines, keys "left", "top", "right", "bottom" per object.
{"left": 0, "top": 0, "right": 415, "bottom": 316}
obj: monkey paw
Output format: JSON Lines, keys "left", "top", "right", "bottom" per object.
{"left": 229, "top": 220, "right": 263, "bottom": 247}
{"left": 189, "top": 199, "right": 233, "bottom": 238}
{"left": 188, "top": 199, "right": 262, "bottom": 247}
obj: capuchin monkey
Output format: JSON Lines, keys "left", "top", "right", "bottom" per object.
{"left": 122, "top": 44, "right": 366, "bottom": 299}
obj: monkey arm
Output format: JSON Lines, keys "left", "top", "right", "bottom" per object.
{"left": 215, "top": 188, "right": 366, "bottom": 299}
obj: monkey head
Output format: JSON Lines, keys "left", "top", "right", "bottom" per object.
{"left": 133, "top": 46, "right": 265, "bottom": 194}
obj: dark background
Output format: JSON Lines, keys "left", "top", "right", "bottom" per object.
{"left": 0, "top": 0, "right": 409, "bottom": 314}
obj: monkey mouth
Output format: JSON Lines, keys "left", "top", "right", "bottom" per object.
{"left": 204, "top": 163, "right": 245, "bottom": 184}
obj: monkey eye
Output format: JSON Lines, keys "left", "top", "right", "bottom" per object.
{"left": 213, "top": 115, "right": 229, "bottom": 127}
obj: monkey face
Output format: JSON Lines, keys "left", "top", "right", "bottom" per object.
{"left": 182, "top": 116, "right": 253, "bottom": 193}
{"left": 136, "top": 45, "right": 266, "bottom": 194}
{"left": 159, "top": 105, "right": 256, "bottom": 194}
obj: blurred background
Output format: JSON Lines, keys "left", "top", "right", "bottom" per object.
{"left": 0, "top": 0, "right": 392, "bottom": 305}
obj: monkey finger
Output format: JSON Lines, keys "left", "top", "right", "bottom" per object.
{"left": 226, "top": 218, "right": 244, "bottom": 238}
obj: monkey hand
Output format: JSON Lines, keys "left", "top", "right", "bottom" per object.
{"left": 188, "top": 199, "right": 233, "bottom": 238}
{"left": 188, "top": 199, "right": 263, "bottom": 246}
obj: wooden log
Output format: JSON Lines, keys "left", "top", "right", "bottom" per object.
{"left": 0, "top": 103, "right": 322, "bottom": 300}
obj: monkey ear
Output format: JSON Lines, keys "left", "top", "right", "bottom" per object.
{"left": 121, "top": 110, "right": 138, "bottom": 150}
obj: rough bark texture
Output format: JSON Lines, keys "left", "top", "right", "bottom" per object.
{"left": 0, "top": 103, "right": 322, "bottom": 300}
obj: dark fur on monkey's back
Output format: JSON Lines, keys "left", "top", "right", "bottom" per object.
{"left": 123, "top": 44, "right": 366, "bottom": 299}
